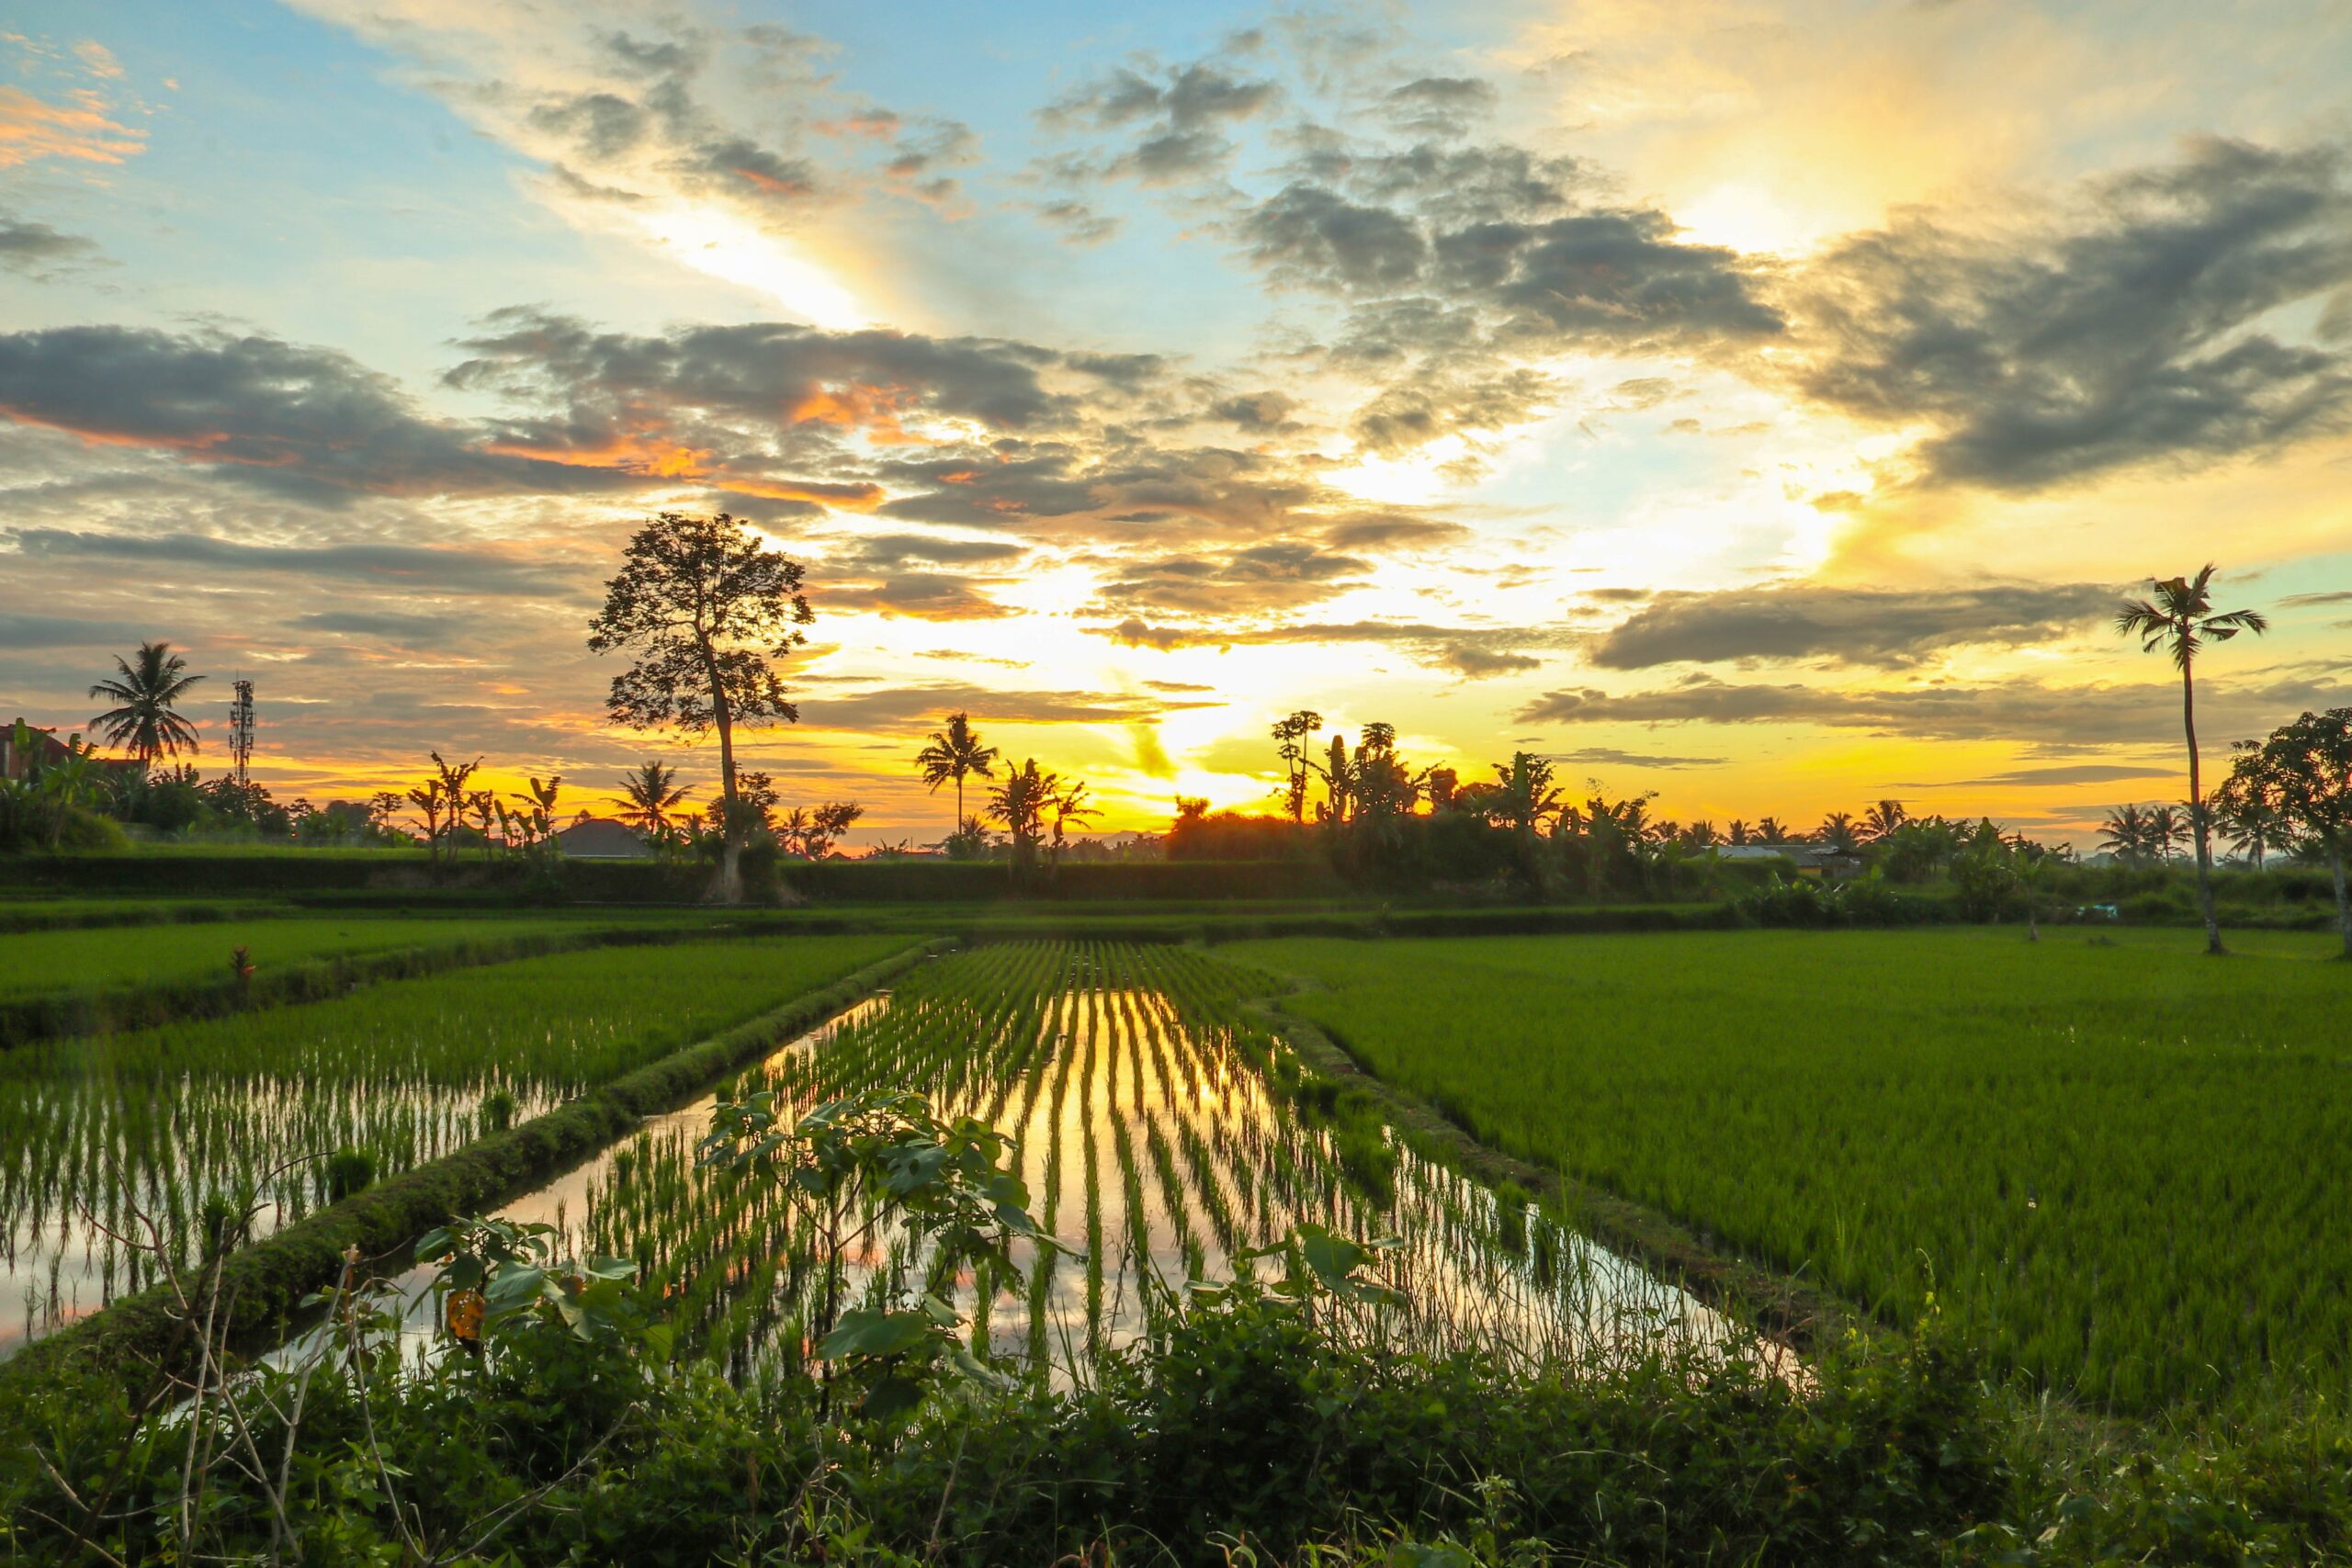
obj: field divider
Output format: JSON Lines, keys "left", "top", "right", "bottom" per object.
{"left": 0, "top": 937, "right": 952, "bottom": 1412}
{"left": 1240, "top": 981, "right": 1868, "bottom": 1361}
{"left": 0, "top": 920, "right": 785, "bottom": 1050}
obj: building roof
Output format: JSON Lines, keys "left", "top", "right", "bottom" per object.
{"left": 553, "top": 818, "right": 653, "bottom": 860}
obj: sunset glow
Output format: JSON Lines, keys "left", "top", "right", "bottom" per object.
{"left": 3, "top": 1, "right": 2348, "bottom": 848}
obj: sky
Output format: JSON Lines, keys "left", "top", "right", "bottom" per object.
{"left": 3, "top": 0, "right": 2350, "bottom": 846}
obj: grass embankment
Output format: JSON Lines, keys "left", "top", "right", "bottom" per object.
{"left": 0, "top": 936, "right": 936, "bottom": 1405}
{"left": 1238, "top": 926, "right": 2352, "bottom": 1414}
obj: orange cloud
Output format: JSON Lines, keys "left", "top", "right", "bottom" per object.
{"left": 733, "top": 164, "right": 814, "bottom": 198}
{"left": 722, "top": 475, "right": 887, "bottom": 510}
{"left": 481, "top": 434, "right": 712, "bottom": 479}
{"left": 0, "top": 85, "right": 143, "bottom": 168}
{"left": 787, "top": 382, "right": 935, "bottom": 446}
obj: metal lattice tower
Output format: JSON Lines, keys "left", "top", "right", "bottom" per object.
{"left": 229, "top": 679, "right": 255, "bottom": 784}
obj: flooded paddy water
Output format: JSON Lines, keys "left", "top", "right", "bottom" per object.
{"left": 334, "top": 942, "right": 1750, "bottom": 1382}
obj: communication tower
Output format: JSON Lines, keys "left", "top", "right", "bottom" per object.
{"left": 229, "top": 679, "right": 255, "bottom": 784}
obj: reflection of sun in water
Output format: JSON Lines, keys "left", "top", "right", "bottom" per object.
{"left": 635, "top": 203, "right": 868, "bottom": 330}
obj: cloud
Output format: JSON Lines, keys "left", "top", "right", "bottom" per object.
{"left": 0, "top": 84, "right": 144, "bottom": 168}
{"left": 1586, "top": 581, "right": 2119, "bottom": 669}
{"left": 1905, "top": 763, "right": 2180, "bottom": 788}
{"left": 1090, "top": 541, "right": 1373, "bottom": 615}
{"left": 11, "top": 528, "right": 573, "bottom": 596}
{"left": 0, "top": 209, "right": 100, "bottom": 276}
{"left": 1517, "top": 671, "right": 2352, "bottom": 750}
{"left": 1552, "top": 746, "right": 1727, "bottom": 770}
{"left": 2279, "top": 589, "right": 2352, "bottom": 607}
{"left": 1791, "top": 138, "right": 2352, "bottom": 491}
{"left": 1041, "top": 59, "right": 1281, "bottom": 187}
{"left": 292, "top": 610, "right": 465, "bottom": 640}
{"left": 1439, "top": 645, "right": 1543, "bottom": 678}
{"left": 1376, "top": 77, "right": 1498, "bottom": 139}
{"left": 799, "top": 682, "right": 1211, "bottom": 732}
{"left": 0, "top": 324, "right": 637, "bottom": 501}
{"left": 0, "top": 610, "right": 147, "bottom": 649}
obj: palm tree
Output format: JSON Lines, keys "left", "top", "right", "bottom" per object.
{"left": 1816, "top": 811, "right": 1860, "bottom": 853}
{"left": 1048, "top": 778, "right": 1097, "bottom": 865}
{"left": 1755, "top": 815, "right": 1789, "bottom": 844}
{"left": 2147, "top": 804, "right": 2189, "bottom": 864}
{"left": 987, "top": 758, "right": 1055, "bottom": 875}
{"left": 2099, "top": 803, "right": 2153, "bottom": 863}
{"left": 915, "top": 712, "right": 1000, "bottom": 837}
{"left": 1725, "top": 818, "right": 1750, "bottom": 846}
{"left": 88, "top": 641, "right": 205, "bottom": 761}
{"left": 2116, "top": 564, "right": 2268, "bottom": 954}
{"left": 617, "top": 760, "right": 692, "bottom": 836}
{"left": 1861, "top": 799, "right": 1908, "bottom": 843}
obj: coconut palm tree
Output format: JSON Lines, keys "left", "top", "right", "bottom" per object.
{"left": 88, "top": 641, "right": 205, "bottom": 761}
{"left": 1754, "top": 815, "right": 1789, "bottom": 844}
{"left": 1861, "top": 799, "right": 1908, "bottom": 843}
{"left": 2117, "top": 564, "right": 2268, "bottom": 954}
{"left": 2147, "top": 804, "right": 2189, "bottom": 864}
{"left": 915, "top": 712, "right": 1000, "bottom": 837}
{"left": 617, "top": 760, "right": 692, "bottom": 836}
{"left": 2099, "top": 803, "right": 2153, "bottom": 863}
{"left": 1816, "top": 811, "right": 1860, "bottom": 853}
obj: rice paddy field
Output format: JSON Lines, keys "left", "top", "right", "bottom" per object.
{"left": 1237, "top": 926, "right": 2352, "bottom": 1413}
{"left": 346, "top": 941, "right": 1734, "bottom": 1384}
{"left": 0, "top": 911, "right": 692, "bottom": 1005}
{"left": 0, "top": 932, "right": 906, "bottom": 1354}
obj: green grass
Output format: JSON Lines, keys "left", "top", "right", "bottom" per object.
{"left": 1236, "top": 926, "right": 2352, "bottom": 1413}
{"left": 0, "top": 912, "right": 705, "bottom": 1005}
{"left": 0, "top": 933, "right": 910, "bottom": 1350}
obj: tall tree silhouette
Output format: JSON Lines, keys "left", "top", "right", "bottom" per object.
{"left": 1271, "top": 710, "right": 1323, "bottom": 822}
{"left": 88, "top": 641, "right": 205, "bottom": 761}
{"left": 1861, "top": 799, "right": 1908, "bottom": 842}
{"left": 617, "top": 760, "right": 692, "bottom": 836}
{"left": 988, "top": 758, "right": 1056, "bottom": 877}
{"left": 915, "top": 712, "right": 999, "bottom": 838}
{"left": 588, "top": 513, "right": 811, "bottom": 900}
{"left": 1816, "top": 811, "right": 1860, "bottom": 853}
{"left": 2117, "top": 564, "right": 2267, "bottom": 954}
{"left": 2241, "top": 709, "right": 2352, "bottom": 958}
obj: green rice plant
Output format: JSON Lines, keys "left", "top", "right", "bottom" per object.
{"left": 0, "top": 933, "right": 906, "bottom": 1354}
{"left": 1240, "top": 926, "right": 2352, "bottom": 1412}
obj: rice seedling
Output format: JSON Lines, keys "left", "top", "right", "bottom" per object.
{"left": 0, "top": 933, "right": 906, "bottom": 1354}
{"left": 1240, "top": 927, "right": 2352, "bottom": 1412}
{"left": 358, "top": 942, "right": 1730, "bottom": 1386}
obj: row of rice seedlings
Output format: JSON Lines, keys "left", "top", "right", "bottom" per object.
{"left": 0, "top": 934, "right": 907, "bottom": 1356}
{"left": 1239, "top": 929, "right": 2352, "bottom": 1409}
{"left": 469, "top": 942, "right": 1734, "bottom": 1390}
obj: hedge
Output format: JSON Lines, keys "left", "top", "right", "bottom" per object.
{"left": 0, "top": 939, "right": 945, "bottom": 1412}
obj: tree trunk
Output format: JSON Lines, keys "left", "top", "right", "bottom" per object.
{"left": 955, "top": 773, "right": 964, "bottom": 845}
{"left": 2333, "top": 845, "right": 2350, "bottom": 962}
{"left": 2183, "top": 656, "right": 2224, "bottom": 955}
{"left": 711, "top": 675, "right": 742, "bottom": 904}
